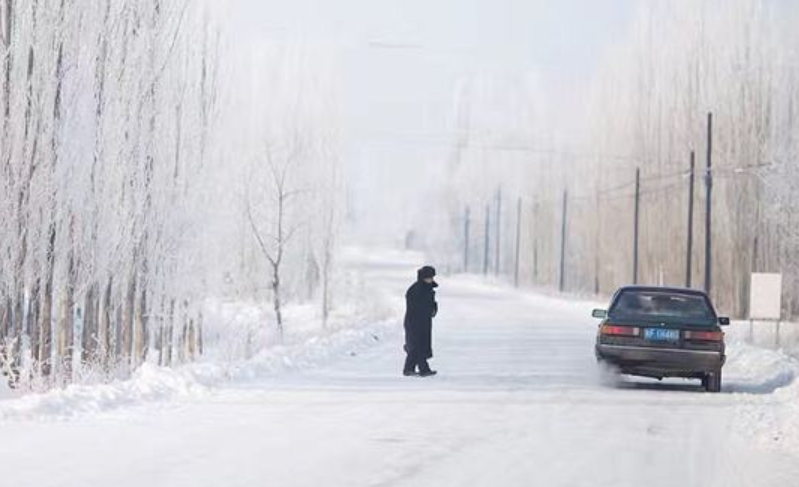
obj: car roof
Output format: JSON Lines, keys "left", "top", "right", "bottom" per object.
{"left": 614, "top": 285, "right": 709, "bottom": 297}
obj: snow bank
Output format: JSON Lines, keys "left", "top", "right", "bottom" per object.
{"left": 730, "top": 321, "right": 799, "bottom": 454}
{"left": 0, "top": 364, "right": 208, "bottom": 421}
{"left": 0, "top": 246, "right": 411, "bottom": 421}
{"left": 728, "top": 335, "right": 799, "bottom": 455}
{"left": 185, "top": 313, "right": 399, "bottom": 384}
{"left": 0, "top": 314, "right": 400, "bottom": 421}
{"left": 736, "top": 368, "right": 799, "bottom": 455}
{"left": 724, "top": 338, "right": 797, "bottom": 394}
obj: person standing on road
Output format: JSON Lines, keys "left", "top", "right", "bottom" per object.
{"left": 403, "top": 266, "right": 438, "bottom": 377}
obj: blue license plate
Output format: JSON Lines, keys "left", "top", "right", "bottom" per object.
{"left": 644, "top": 328, "right": 680, "bottom": 342}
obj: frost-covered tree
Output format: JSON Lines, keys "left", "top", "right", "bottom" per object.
{"left": 0, "top": 0, "right": 345, "bottom": 389}
{"left": 439, "top": 0, "right": 799, "bottom": 319}
{"left": 237, "top": 44, "right": 343, "bottom": 341}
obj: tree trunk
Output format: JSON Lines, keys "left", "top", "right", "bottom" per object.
{"left": 272, "top": 264, "right": 283, "bottom": 340}
{"left": 39, "top": 223, "right": 55, "bottom": 377}
{"left": 81, "top": 284, "right": 98, "bottom": 365}
{"left": 121, "top": 271, "right": 136, "bottom": 369}
{"left": 97, "top": 276, "right": 112, "bottom": 369}
{"left": 133, "top": 281, "right": 148, "bottom": 366}
{"left": 57, "top": 251, "right": 75, "bottom": 383}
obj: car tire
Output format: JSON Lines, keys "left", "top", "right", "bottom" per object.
{"left": 704, "top": 370, "right": 722, "bottom": 393}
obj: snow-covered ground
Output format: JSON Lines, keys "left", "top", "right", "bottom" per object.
{"left": 0, "top": 248, "right": 798, "bottom": 486}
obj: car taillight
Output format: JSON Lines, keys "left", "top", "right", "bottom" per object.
{"left": 600, "top": 324, "right": 640, "bottom": 337}
{"left": 685, "top": 330, "right": 724, "bottom": 341}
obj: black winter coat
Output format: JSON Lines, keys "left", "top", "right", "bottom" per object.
{"left": 403, "top": 280, "right": 438, "bottom": 359}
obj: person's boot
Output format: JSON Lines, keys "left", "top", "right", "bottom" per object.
{"left": 403, "top": 370, "right": 419, "bottom": 377}
{"left": 419, "top": 370, "right": 437, "bottom": 377}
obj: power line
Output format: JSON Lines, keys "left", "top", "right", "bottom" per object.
{"left": 360, "top": 133, "right": 701, "bottom": 167}
{"left": 503, "top": 158, "right": 764, "bottom": 212}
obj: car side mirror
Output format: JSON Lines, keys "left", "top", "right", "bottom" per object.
{"left": 592, "top": 309, "right": 607, "bottom": 319}
{"left": 718, "top": 316, "right": 730, "bottom": 326}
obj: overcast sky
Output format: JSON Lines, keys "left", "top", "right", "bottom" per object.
{"left": 228, "top": 0, "right": 640, "bottom": 242}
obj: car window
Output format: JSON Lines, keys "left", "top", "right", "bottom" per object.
{"left": 610, "top": 291, "right": 715, "bottom": 320}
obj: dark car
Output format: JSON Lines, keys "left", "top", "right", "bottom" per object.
{"left": 593, "top": 286, "right": 730, "bottom": 392}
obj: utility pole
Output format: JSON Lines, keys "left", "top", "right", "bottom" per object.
{"left": 495, "top": 187, "right": 502, "bottom": 276}
{"left": 483, "top": 204, "right": 490, "bottom": 276}
{"left": 633, "top": 167, "right": 641, "bottom": 284}
{"left": 533, "top": 200, "right": 539, "bottom": 283}
{"left": 704, "top": 113, "right": 713, "bottom": 295}
{"left": 514, "top": 197, "right": 522, "bottom": 287}
{"left": 594, "top": 189, "right": 601, "bottom": 294}
{"left": 559, "top": 190, "right": 568, "bottom": 293}
{"left": 686, "top": 152, "right": 695, "bottom": 288}
{"left": 463, "top": 206, "right": 470, "bottom": 273}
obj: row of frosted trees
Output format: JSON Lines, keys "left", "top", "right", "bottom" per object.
{"left": 442, "top": 0, "right": 799, "bottom": 319}
{"left": 0, "top": 1, "right": 343, "bottom": 388}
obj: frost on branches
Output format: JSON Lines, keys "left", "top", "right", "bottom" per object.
{"left": 0, "top": 1, "right": 343, "bottom": 389}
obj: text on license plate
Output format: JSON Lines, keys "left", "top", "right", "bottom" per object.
{"left": 644, "top": 328, "right": 680, "bottom": 342}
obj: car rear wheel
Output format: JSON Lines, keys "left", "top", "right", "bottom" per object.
{"left": 703, "top": 370, "right": 722, "bottom": 393}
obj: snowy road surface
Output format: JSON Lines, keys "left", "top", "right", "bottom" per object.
{"left": 1, "top": 250, "right": 799, "bottom": 487}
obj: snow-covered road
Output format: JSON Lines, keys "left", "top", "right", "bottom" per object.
{"left": 1, "top": 250, "right": 799, "bottom": 487}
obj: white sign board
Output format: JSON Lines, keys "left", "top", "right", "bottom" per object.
{"left": 749, "top": 273, "right": 782, "bottom": 320}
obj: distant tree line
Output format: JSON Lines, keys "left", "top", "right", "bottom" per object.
{"left": 442, "top": 0, "right": 799, "bottom": 319}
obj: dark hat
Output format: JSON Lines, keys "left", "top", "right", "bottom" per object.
{"left": 418, "top": 266, "right": 437, "bottom": 280}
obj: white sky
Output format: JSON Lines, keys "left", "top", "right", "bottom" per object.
{"left": 227, "top": 0, "right": 640, "bottom": 242}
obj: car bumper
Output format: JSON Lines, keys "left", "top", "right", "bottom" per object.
{"left": 596, "top": 344, "right": 725, "bottom": 378}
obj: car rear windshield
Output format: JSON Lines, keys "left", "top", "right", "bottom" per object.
{"left": 610, "top": 290, "right": 716, "bottom": 321}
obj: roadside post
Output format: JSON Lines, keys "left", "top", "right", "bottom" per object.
{"left": 748, "top": 273, "right": 783, "bottom": 348}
